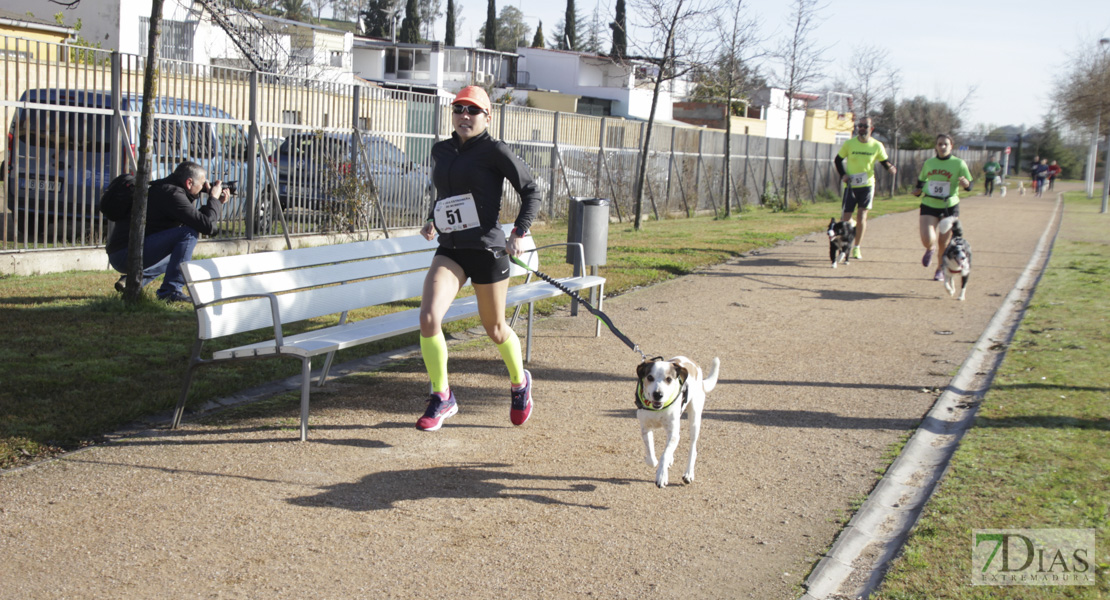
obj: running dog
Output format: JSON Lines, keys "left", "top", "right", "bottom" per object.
{"left": 827, "top": 217, "right": 856, "bottom": 268}
{"left": 939, "top": 217, "right": 972, "bottom": 301}
{"left": 635, "top": 356, "right": 720, "bottom": 488}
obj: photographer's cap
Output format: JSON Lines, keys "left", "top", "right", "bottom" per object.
{"left": 452, "top": 86, "right": 491, "bottom": 112}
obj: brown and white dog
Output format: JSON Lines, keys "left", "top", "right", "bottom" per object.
{"left": 635, "top": 356, "right": 721, "bottom": 488}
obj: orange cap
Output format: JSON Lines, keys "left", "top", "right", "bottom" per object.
{"left": 452, "top": 86, "right": 491, "bottom": 112}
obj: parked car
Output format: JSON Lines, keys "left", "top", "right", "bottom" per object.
{"left": 4, "top": 88, "right": 266, "bottom": 238}
{"left": 267, "top": 131, "right": 433, "bottom": 228}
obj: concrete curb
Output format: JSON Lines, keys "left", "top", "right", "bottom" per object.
{"left": 801, "top": 195, "right": 1064, "bottom": 599}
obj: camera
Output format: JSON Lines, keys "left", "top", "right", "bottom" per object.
{"left": 202, "top": 180, "right": 237, "bottom": 196}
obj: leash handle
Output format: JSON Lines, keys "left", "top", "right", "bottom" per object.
{"left": 510, "top": 254, "right": 647, "bottom": 361}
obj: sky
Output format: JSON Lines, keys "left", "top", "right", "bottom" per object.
{"left": 453, "top": 0, "right": 1110, "bottom": 132}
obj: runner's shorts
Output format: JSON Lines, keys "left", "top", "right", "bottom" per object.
{"left": 918, "top": 203, "right": 960, "bottom": 219}
{"left": 842, "top": 185, "right": 875, "bottom": 213}
{"left": 435, "top": 247, "right": 511, "bottom": 284}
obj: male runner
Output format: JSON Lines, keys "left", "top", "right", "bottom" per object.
{"left": 834, "top": 117, "right": 897, "bottom": 259}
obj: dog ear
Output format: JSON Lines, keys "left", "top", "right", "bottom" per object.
{"left": 670, "top": 358, "right": 695, "bottom": 382}
{"left": 636, "top": 361, "right": 653, "bottom": 380}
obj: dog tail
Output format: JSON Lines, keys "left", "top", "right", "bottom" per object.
{"left": 938, "top": 216, "right": 959, "bottom": 236}
{"left": 701, "top": 357, "right": 720, "bottom": 394}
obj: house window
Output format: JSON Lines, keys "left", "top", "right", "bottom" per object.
{"left": 385, "top": 48, "right": 396, "bottom": 74}
{"left": 579, "top": 97, "right": 612, "bottom": 118}
{"left": 330, "top": 51, "right": 343, "bottom": 67}
{"left": 447, "top": 49, "right": 468, "bottom": 73}
{"left": 139, "top": 18, "right": 195, "bottom": 62}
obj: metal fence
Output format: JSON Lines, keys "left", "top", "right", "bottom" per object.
{"left": 1, "top": 34, "right": 989, "bottom": 255}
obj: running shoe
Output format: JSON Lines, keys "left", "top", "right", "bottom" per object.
{"left": 921, "top": 248, "right": 934, "bottom": 267}
{"left": 851, "top": 247, "right": 862, "bottom": 260}
{"left": 416, "top": 389, "right": 457, "bottom": 431}
{"left": 933, "top": 268, "right": 945, "bottom": 281}
{"left": 510, "top": 369, "right": 533, "bottom": 426}
{"left": 114, "top": 276, "right": 126, "bottom": 293}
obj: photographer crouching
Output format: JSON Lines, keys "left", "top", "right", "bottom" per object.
{"left": 106, "top": 161, "right": 232, "bottom": 303}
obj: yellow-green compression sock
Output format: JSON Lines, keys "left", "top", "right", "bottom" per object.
{"left": 420, "top": 332, "right": 449, "bottom": 393}
{"left": 496, "top": 329, "right": 525, "bottom": 386}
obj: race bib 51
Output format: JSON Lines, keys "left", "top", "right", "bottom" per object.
{"left": 434, "top": 193, "right": 481, "bottom": 233}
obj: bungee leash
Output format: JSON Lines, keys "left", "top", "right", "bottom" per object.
{"left": 509, "top": 254, "right": 648, "bottom": 361}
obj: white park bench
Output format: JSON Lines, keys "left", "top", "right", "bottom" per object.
{"left": 171, "top": 225, "right": 606, "bottom": 440}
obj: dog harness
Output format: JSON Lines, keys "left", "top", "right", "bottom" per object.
{"left": 635, "top": 377, "right": 689, "bottom": 412}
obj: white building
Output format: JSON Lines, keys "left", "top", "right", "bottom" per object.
{"left": 6, "top": 0, "right": 353, "bottom": 83}
{"left": 351, "top": 39, "right": 516, "bottom": 98}
{"left": 515, "top": 47, "right": 689, "bottom": 121}
{"left": 749, "top": 87, "right": 814, "bottom": 140}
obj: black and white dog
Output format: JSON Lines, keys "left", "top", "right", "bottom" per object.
{"left": 635, "top": 356, "right": 720, "bottom": 488}
{"left": 827, "top": 217, "right": 856, "bottom": 268}
{"left": 939, "top": 216, "right": 972, "bottom": 301}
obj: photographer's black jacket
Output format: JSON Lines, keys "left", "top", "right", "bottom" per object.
{"left": 105, "top": 176, "right": 223, "bottom": 255}
{"left": 429, "top": 131, "right": 541, "bottom": 250}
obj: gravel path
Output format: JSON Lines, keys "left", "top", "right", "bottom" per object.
{"left": 0, "top": 189, "right": 1064, "bottom": 599}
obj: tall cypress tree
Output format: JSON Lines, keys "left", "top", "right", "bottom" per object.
{"left": 531, "top": 21, "right": 545, "bottom": 48}
{"left": 609, "top": 0, "right": 626, "bottom": 60}
{"left": 484, "top": 0, "right": 497, "bottom": 50}
{"left": 563, "top": 0, "right": 576, "bottom": 50}
{"left": 445, "top": 0, "right": 456, "bottom": 45}
{"left": 399, "top": 0, "right": 420, "bottom": 43}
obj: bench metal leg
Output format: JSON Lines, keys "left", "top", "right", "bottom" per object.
{"left": 300, "top": 358, "right": 311, "bottom": 441}
{"left": 594, "top": 282, "right": 604, "bottom": 337}
{"left": 319, "top": 350, "right": 337, "bottom": 387}
{"left": 171, "top": 339, "right": 205, "bottom": 429}
{"left": 525, "top": 302, "right": 534, "bottom": 363}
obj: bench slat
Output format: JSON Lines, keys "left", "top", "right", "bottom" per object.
{"left": 183, "top": 235, "right": 439, "bottom": 281}
{"left": 188, "top": 250, "right": 435, "bottom": 306}
{"left": 212, "top": 275, "right": 605, "bottom": 359}
{"left": 197, "top": 270, "right": 430, "bottom": 339}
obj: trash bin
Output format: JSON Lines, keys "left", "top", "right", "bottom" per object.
{"left": 566, "top": 197, "right": 610, "bottom": 270}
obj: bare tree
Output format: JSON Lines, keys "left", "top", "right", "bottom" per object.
{"left": 845, "top": 44, "right": 885, "bottom": 119}
{"left": 418, "top": 0, "right": 443, "bottom": 41}
{"left": 122, "top": 0, "right": 166, "bottom": 303}
{"left": 627, "top": 0, "right": 718, "bottom": 230}
{"left": 706, "top": 0, "right": 762, "bottom": 217}
{"left": 308, "top": 0, "right": 331, "bottom": 20}
{"left": 1054, "top": 35, "right": 1110, "bottom": 208}
{"left": 768, "top": 0, "right": 829, "bottom": 208}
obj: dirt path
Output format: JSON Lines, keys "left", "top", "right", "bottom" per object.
{"left": 0, "top": 189, "right": 1065, "bottom": 599}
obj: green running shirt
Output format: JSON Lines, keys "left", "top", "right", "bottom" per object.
{"left": 836, "top": 137, "right": 889, "bottom": 188}
{"left": 917, "top": 155, "right": 973, "bottom": 209}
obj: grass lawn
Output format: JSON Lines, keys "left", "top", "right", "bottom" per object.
{"left": 0, "top": 194, "right": 921, "bottom": 469}
{"left": 873, "top": 191, "right": 1110, "bottom": 598}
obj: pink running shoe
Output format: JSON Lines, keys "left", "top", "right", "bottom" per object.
{"left": 922, "top": 248, "right": 934, "bottom": 267}
{"left": 510, "top": 370, "right": 533, "bottom": 426}
{"left": 416, "top": 389, "right": 457, "bottom": 431}
{"left": 933, "top": 268, "right": 945, "bottom": 281}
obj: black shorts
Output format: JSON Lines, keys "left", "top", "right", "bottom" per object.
{"left": 842, "top": 186, "right": 874, "bottom": 213}
{"left": 435, "top": 247, "right": 511, "bottom": 284}
{"left": 919, "top": 203, "right": 960, "bottom": 219}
